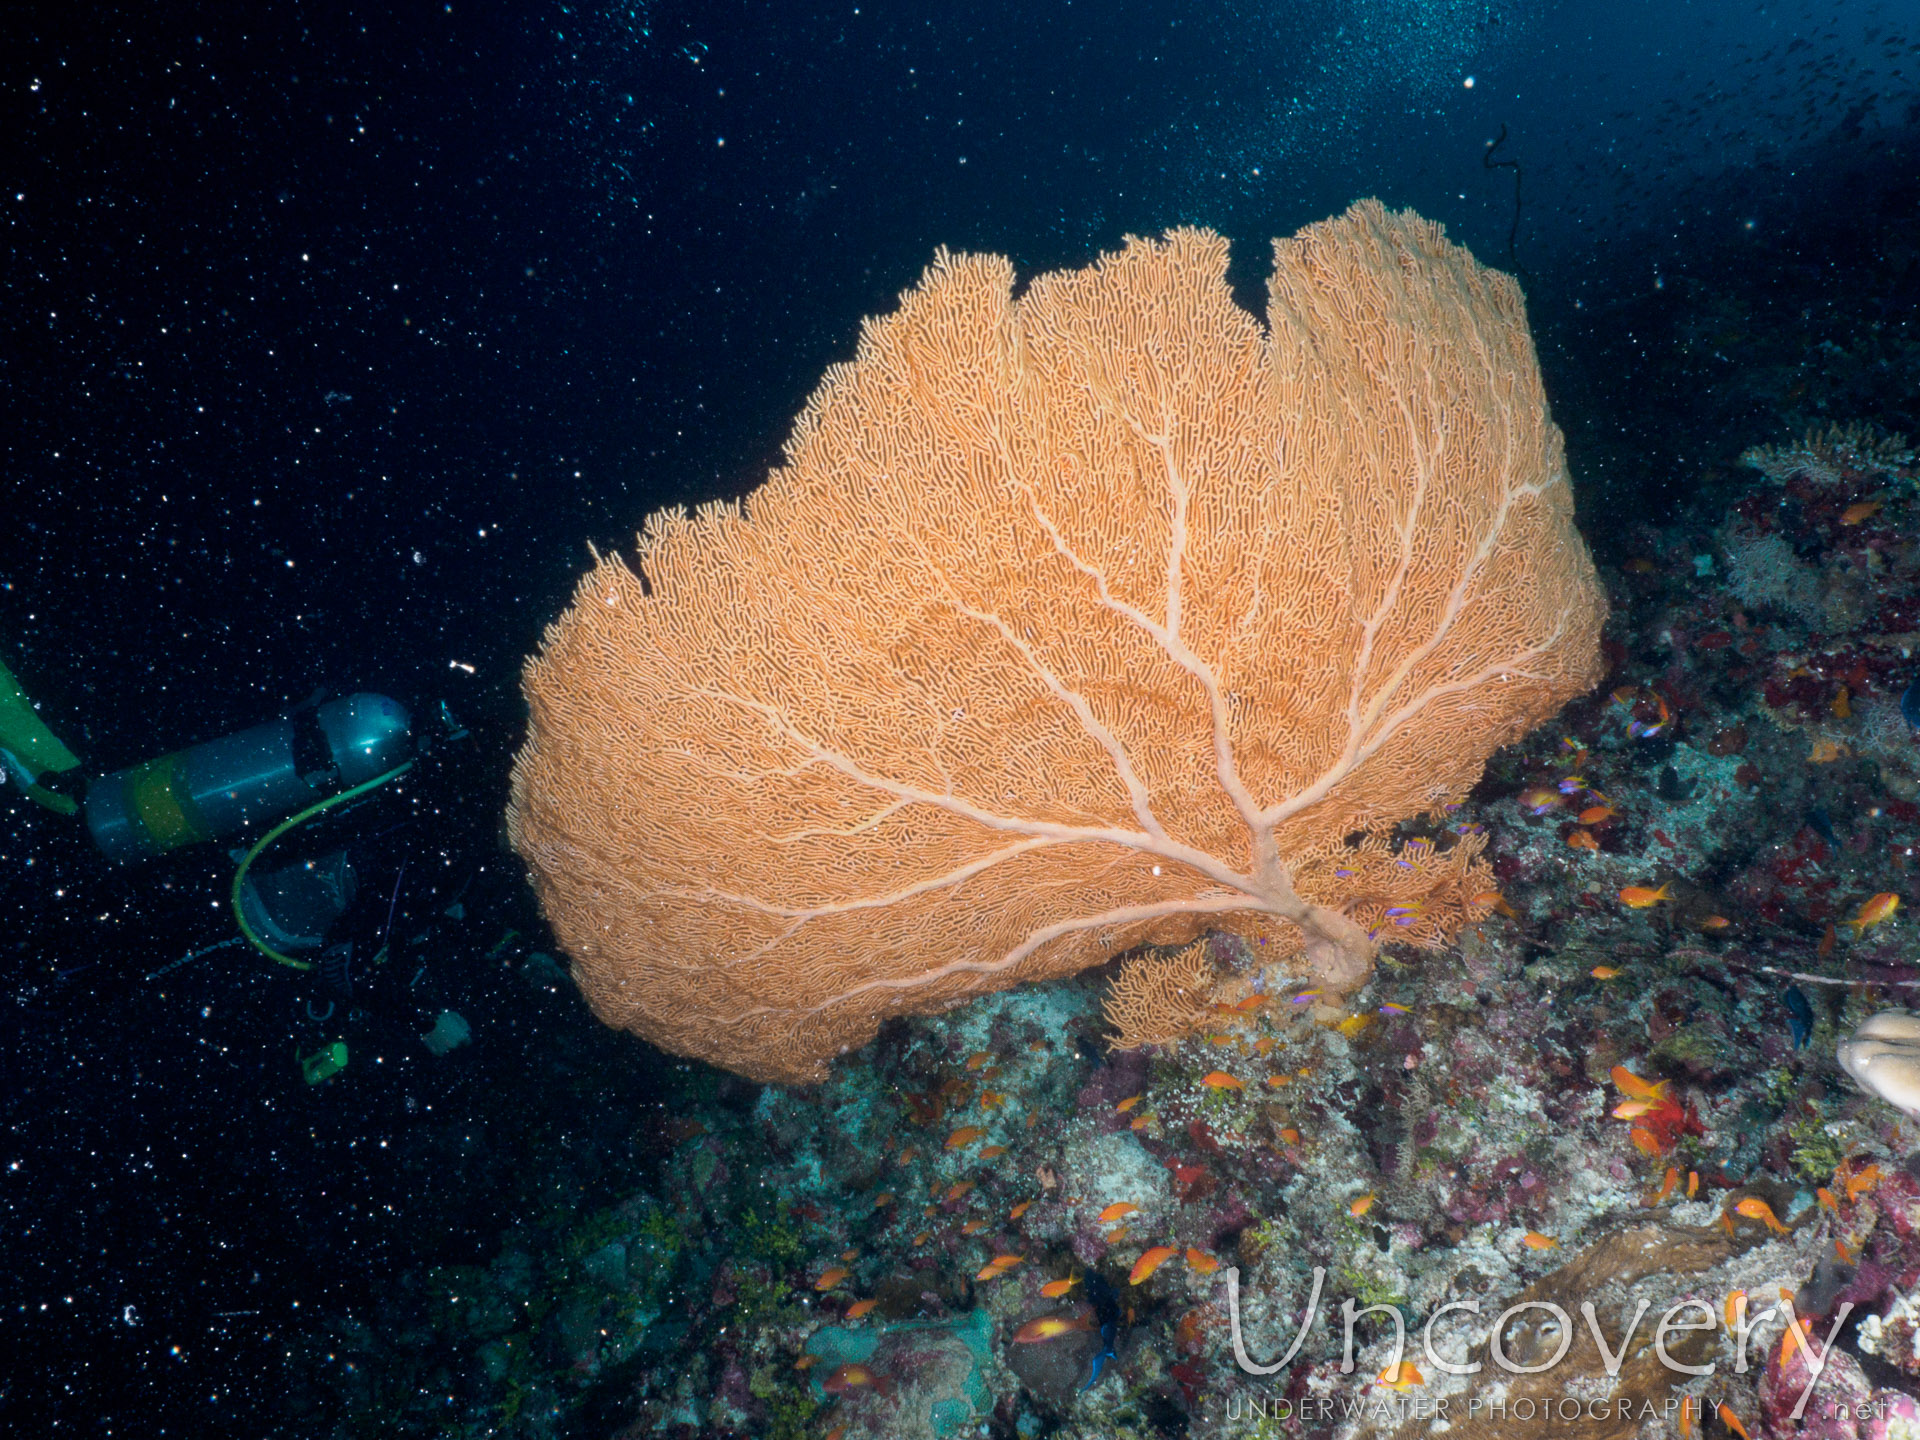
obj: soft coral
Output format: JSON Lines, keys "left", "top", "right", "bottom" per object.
{"left": 1630, "top": 1092, "right": 1705, "bottom": 1155}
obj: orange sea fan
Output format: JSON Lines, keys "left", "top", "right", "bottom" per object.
{"left": 508, "top": 202, "right": 1607, "bottom": 1083}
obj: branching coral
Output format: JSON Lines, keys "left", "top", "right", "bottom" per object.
{"left": 1741, "top": 421, "right": 1915, "bottom": 486}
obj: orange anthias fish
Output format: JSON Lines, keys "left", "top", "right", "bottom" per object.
{"left": 1780, "top": 1320, "right": 1809, "bottom": 1367}
{"left": 846, "top": 1299, "right": 879, "bottom": 1320}
{"left": 1012, "top": 1312, "right": 1095, "bottom": 1344}
{"left": 1610, "top": 1066, "right": 1671, "bottom": 1102}
{"left": 814, "top": 1267, "right": 850, "bottom": 1291}
{"left": 1578, "top": 804, "right": 1616, "bottom": 825}
{"left": 1115, "top": 1095, "right": 1142, "bottom": 1114}
{"left": 946, "top": 1125, "right": 987, "bottom": 1150}
{"left": 1724, "top": 1290, "right": 1747, "bottom": 1327}
{"left": 1734, "top": 1197, "right": 1789, "bottom": 1236}
{"left": 1845, "top": 1164, "right": 1883, "bottom": 1201}
{"left": 1650, "top": 1167, "right": 1679, "bottom": 1204}
{"left": 1200, "top": 1071, "right": 1244, "bottom": 1091}
{"left": 1098, "top": 1202, "right": 1140, "bottom": 1222}
{"left": 976, "top": 1253, "right": 1024, "bottom": 1281}
{"left": 1841, "top": 499, "right": 1883, "bottom": 525}
{"left": 1717, "top": 1402, "right": 1751, "bottom": 1440}
{"left": 822, "top": 1362, "right": 892, "bottom": 1397}
{"left": 1377, "top": 1359, "right": 1424, "bottom": 1392}
{"left": 1846, "top": 892, "right": 1901, "bottom": 935}
{"left": 1009, "top": 1199, "right": 1034, "bottom": 1221}
{"left": 1130, "top": 1245, "right": 1179, "bottom": 1284}
{"left": 1471, "top": 890, "right": 1518, "bottom": 918}
{"left": 1349, "top": 1193, "right": 1377, "bottom": 1218}
{"left": 965, "top": 1051, "right": 993, "bottom": 1070}
{"left": 1039, "top": 1275, "right": 1080, "bottom": 1299}
{"left": 1522, "top": 1232, "right": 1558, "bottom": 1250}
{"left": 1591, "top": 965, "right": 1621, "bottom": 980}
{"left": 1611, "top": 1065, "right": 1702, "bottom": 1156}
{"left": 1679, "top": 1396, "right": 1698, "bottom": 1438}
{"left": 980, "top": 1145, "right": 1009, "bottom": 1160}
{"left": 1619, "top": 883, "right": 1672, "bottom": 908}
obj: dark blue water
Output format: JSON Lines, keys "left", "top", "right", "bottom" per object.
{"left": 1, "top": 1, "right": 1912, "bottom": 1432}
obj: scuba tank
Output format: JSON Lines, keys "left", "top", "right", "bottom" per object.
{"left": 84, "top": 693, "right": 411, "bottom": 862}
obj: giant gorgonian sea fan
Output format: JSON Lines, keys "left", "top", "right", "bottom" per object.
{"left": 508, "top": 201, "right": 1606, "bottom": 1084}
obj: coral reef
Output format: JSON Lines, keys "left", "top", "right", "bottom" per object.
{"left": 303, "top": 191, "right": 1920, "bottom": 1440}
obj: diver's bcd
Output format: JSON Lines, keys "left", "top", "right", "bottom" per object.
{"left": 235, "top": 850, "right": 359, "bottom": 956}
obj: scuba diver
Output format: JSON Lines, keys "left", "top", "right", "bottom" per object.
{"left": 2, "top": 652, "right": 477, "bottom": 1083}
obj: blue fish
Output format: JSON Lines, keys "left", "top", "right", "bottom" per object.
{"left": 1081, "top": 1270, "right": 1121, "bottom": 1389}
{"left": 1785, "top": 986, "right": 1813, "bottom": 1049}
{"left": 1805, "top": 806, "right": 1837, "bottom": 849}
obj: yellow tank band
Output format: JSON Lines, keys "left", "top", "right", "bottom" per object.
{"left": 126, "top": 754, "right": 212, "bottom": 851}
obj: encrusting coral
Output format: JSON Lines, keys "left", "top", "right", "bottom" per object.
{"left": 507, "top": 200, "right": 1607, "bottom": 1084}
